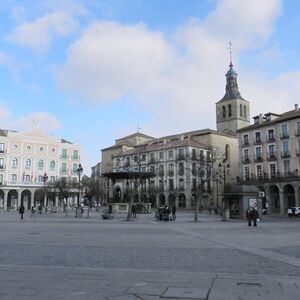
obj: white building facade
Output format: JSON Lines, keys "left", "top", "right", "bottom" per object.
{"left": 0, "top": 126, "right": 81, "bottom": 210}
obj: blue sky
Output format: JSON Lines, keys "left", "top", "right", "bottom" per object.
{"left": 0, "top": 0, "right": 299, "bottom": 175}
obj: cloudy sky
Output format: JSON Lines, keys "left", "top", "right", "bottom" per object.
{"left": 0, "top": 0, "right": 299, "bottom": 174}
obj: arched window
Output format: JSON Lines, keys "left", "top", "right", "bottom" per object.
{"left": 50, "top": 160, "right": 56, "bottom": 171}
{"left": 222, "top": 106, "right": 226, "bottom": 118}
{"left": 244, "top": 106, "right": 247, "bottom": 118}
{"left": 225, "top": 144, "right": 230, "bottom": 161}
{"left": 240, "top": 104, "right": 243, "bottom": 116}
{"left": 38, "top": 159, "right": 44, "bottom": 170}
{"left": 12, "top": 158, "right": 18, "bottom": 167}
{"left": 25, "top": 159, "right": 31, "bottom": 168}
{"left": 228, "top": 104, "right": 232, "bottom": 117}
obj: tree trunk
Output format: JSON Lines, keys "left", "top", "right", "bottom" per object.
{"left": 194, "top": 195, "right": 199, "bottom": 222}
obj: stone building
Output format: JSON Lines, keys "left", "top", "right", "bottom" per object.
{"left": 237, "top": 105, "right": 300, "bottom": 214}
{"left": 0, "top": 126, "right": 81, "bottom": 210}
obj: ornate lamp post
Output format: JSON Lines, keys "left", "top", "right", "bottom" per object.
{"left": 218, "top": 159, "right": 230, "bottom": 221}
{"left": 76, "top": 164, "right": 83, "bottom": 217}
{"left": 43, "top": 173, "right": 48, "bottom": 212}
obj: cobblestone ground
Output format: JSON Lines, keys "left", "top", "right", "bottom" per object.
{"left": 0, "top": 210, "right": 300, "bottom": 299}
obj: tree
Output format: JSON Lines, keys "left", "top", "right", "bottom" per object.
{"left": 189, "top": 149, "right": 216, "bottom": 222}
{"left": 50, "top": 178, "right": 76, "bottom": 216}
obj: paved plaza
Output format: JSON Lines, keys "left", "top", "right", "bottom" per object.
{"left": 0, "top": 210, "right": 299, "bottom": 299}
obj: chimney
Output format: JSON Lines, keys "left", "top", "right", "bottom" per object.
{"left": 258, "top": 114, "right": 263, "bottom": 123}
{"left": 295, "top": 104, "right": 298, "bottom": 111}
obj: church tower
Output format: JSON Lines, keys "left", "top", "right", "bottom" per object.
{"left": 216, "top": 52, "right": 250, "bottom": 134}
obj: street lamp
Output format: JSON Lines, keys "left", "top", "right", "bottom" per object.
{"left": 43, "top": 173, "right": 48, "bottom": 212}
{"left": 218, "top": 159, "right": 230, "bottom": 221}
{"left": 76, "top": 164, "right": 83, "bottom": 217}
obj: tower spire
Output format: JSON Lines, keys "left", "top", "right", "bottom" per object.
{"left": 228, "top": 41, "right": 233, "bottom": 68}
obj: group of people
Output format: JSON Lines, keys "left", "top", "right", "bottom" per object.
{"left": 156, "top": 205, "right": 176, "bottom": 221}
{"left": 245, "top": 206, "right": 259, "bottom": 226}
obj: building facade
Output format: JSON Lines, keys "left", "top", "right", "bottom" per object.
{"left": 237, "top": 105, "right": 300, "bottom": 213}
{"left": 0, "top": 126, "right": 81, "bottom": 210}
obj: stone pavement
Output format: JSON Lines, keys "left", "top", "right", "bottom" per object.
{"left": 0, "top": 210, "right": 299, "bottom": 299}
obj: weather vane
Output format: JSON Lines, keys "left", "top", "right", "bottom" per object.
{"left": 228, "top": 41, "right": 233, "bottom": 66}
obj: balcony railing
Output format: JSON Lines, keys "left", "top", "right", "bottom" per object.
{"left": 280, "top": 133, "right": 289, "bottom": 139}
{"left": 295, "top": 130, "right": 300, "bottom": 137}
{"left": 267, "top": 137, "right": 275, "bottom": 142}
{"left": 267, "top": 153, "right": 276, "bottom": 161}
{"left": 242, "top": 141, "right": 249, "bottom": 147}
{"left": 281, "top": 151, "right": 290, "bottom": 158}
{"left": 253, "top": 139, "right": 262, "bottom": 145}
{"left": 254, "top": 155, "right": 263, "bottom": 162}
{"left": 168, "top": 170, "right": 174, "bottom": 176}
{"left": 242, "top": 158, "right": 251, "bottom": 164}
{"left": 176, "top": 154, "right": 186, "bottom": 160}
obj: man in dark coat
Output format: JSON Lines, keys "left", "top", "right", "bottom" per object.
{"left": 19, "top": 205, "right": 25, "bottom": 219}
{"left": 251, "top": 208, "right": 259, "bottom": 227}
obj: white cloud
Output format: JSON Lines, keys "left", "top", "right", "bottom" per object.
{"left": 0, "top": 104, "right": 61, "bottom": 132}
{"left": 56, "top": 0, "right": 285, "bottom": 133}
{"left": 8, "top": 11, "right": 78, "bottom": 53}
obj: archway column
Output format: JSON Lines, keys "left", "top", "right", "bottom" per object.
{"left": 55, "top": 195, "right": 59, "bottom": 208}
{"left": 295, "top": 188, "right": 300, "bottom": 207}
{"left": 17, "top": 192, "right": 21, "bottom": 210}
{"left": 279, "top": 189, "right": 285, "bottom": 214}
{"left": 3, "top": 190, "right": 8, "bottom": 211}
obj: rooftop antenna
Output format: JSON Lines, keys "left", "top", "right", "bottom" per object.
{"left": 228, "top": 41, "right": 233, "bottom": 68}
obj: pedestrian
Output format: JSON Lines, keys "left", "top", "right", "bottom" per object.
{"left": 30, "top": 205, "right": 36, "bottom": 218}
{"left": 245, "top": 208, "right": 252, "bottom": 226}
{"left": 19, "top": 205, "right": 25, "bottom": 220}
{"left": 251, "top": 208, "right": 259, "bottom": 227}
{"left": 171, "top": 205, "right": 176, "bottom": 220}
{"left": 131, "top": 204, "right": 136, "bottom": 218}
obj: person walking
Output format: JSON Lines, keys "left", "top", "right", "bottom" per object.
{"left": 31, "top": 205, "right": 36, "bottom": 217}
{"left": 171, "top": 205, "right": 176, "bottom": 220}
{"left": 251, "top": 208, "right": 259, "bottom": 227}
{"left": 131, "top": 204, "right": 136, "bottom": 218}
{"left": 19, "top": 205, "right": 25, "bottom": 220}
{"left": 245, "top": 208, "right": 252, "bottom": 226}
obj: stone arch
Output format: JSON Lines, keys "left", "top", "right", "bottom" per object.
{"left": 178, "top": 193, "right": 186, "bottom": 208}
{"left": 168, "top": 193, "right": 176, "bottom": 207}
{"left": 21, "top": 190, "right": 32, "bottom": 209}
{"left": 8, "top": 190, "right": 18, "bottom": 210}
{"left": 283, "top": 184, "right": 295, "bottom": 208}
{"left": 149, "top": 194, "right": 156, "bottom": 209}
{"left": 267, "top": 185, "right": 280, "bottom": 212}
{"left": 0, "top": 190, "right": 4, "bottom": 209}
{"left": 114, "top": 186, "right": 122, "bottom": 202}
{"left": 34, "top": 189, "right": 44, "bottom": 207}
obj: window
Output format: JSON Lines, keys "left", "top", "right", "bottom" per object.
{"left": 268, "top": 129, "right": 274, "bottom": 141}
{"left": 150, "top": 153, "right": 155, "bottom": 163}
{"left": 150, "top": 165, "right": 155, "bottom": 174}
{"left": 134, "top": 155, "right": 138, "bottom": 163}
{"left": 243, "top": 135, "right": 249, "bottom": 145}
{"left": 142, "top": 154, "right": 146, "bottom": 161}
{"left": 50, "top": 160, "right": 56, "bottom": 171}
{"left": 38, "top": 175, "right": 43, "bottom": 182}
{"left": 13, "top": 144, "right": 18, "bottom": 150}
{"left": 240, "top": 104, "right": 243, "bottom": 117}
{"left": 12, "top": 174, "right": 17, "bottom": 182}
{"left": 25, "top": 159, "right": 31, "bottom": 168}
{"left": 0, "top": 174, "right": 3, "bottom": 183}
{"left": 270, "top": 164, "right": 276, "bottom": 177}
{"left": 158, "top": 165, "right": 164, "bottom": 176}
{"left": 222, "top": 106, "right": 226, "bottom": 118}
{"left": 255, "top": 132, "right": 261, "bottom": 143}
{"left": 0, "top": 158, "right": 4, "bottom": 168}
{"left": 61, "top": 149, "right": 67, "bottom": 159}
{"left": 126, "top": 157, "right": 130, "bottom": 166}
{"left": 168, "top": 164, "right": 174, "bottom": 174}
{"left": 282, "top": 141, "right": 289, "bottom": 156}
{"left": 268, "top": 145, "right": 275, "bottom": 158}
{"left": 169, "top": 179, "right": 174, "bottom": 190}
{"left": 192, "top": 148, "right": 196, "bottom": 159}
{"left": 179, "top": 178, "right": 185, "bottom": 190}
{"left": 38, "top": 160, "right": 44, "bottom": 170}
{"left": 178, "top": 162, "right": 184, "bottom": 176}
{"left": 159, "top": 151, "right": 164, "bottom": 160}
{"left": 24, "top": 175, "right": 30, "bottom": 182}
{"left": 61, "top": 162, "right": 67, "bottom": 173}
{"left": 244, "top": 106, "right": 247, "bottom": 118}
{"left": 192, "top": 162, "right": 197, "bottom": 175}
{"left": 168, "top": 150, "right": 174, "bottom": 160}
{"left": 244, "top": 166, "right": 250, "bottom": 180}
{"left": 12, "top": 158, "right": 18, "bottom": 167}
{"left": 256, "top": 165, "right": 262, "bottom": 178}
{"left": 178, "top": 148, "right": 184, "bottom": 159}
{"left": 0, "top": 143, "right": 4, "bottom": 153}
{"left": 283, "top": 160, "right": 290, "bottom": 175}
{"left": 296, "top": 122, "right": 300, "bottom": 136}
{"left": 243, "top": 149, "right": 249, "bottom": 161}
{"left": 228, "top": 104, "right": 232, "bottom": 117}
{"left": 50, "top": 176, "right": 56, "bottom": 182}
{"left": 39, "top": 147, "right": 44, "bottom": 152}
{"left": 52, "top": 148, "right": 56, "bottom": 153}
{"left": 73, "top": 150, "right": 78, "bottom": 159}
{"left": 225, "top": 145, "right": 230, "bottom": 160}
{"left": 281, "top": 124, "right": 289, "bottom": 138}
{"left": 297, "top": 139, "right": 300, "bottom": 155}
{"left": 255, "top": 147, "right": 262, "bottom": 160}
{"left": 72, "top": 163, "right": 78, "bottom": 173}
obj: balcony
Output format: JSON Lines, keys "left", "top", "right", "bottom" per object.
{"left": 253, "top": 139, "right": 262, "bottom": 145}
{"left": 267, "top": 137, "right": 275, "bottom": 143}
{"left": 242, "top": 141, "right": 249, "bottom": 147}
{"left": 267, "top": 153, "right": 277, "bottom": 161}
{"left": 280, "top": 133, "right": 289, "bottom": 140}
{"left": 281, "top": 151, "right": 290, "bottom": 158}
{"left": 168, "top": 170, "right": 174, "bottom": 177}
{"left": 254, "top": 155, "right": 263, "bottom": 162}
{"left": 242, "top": 158, "right": 251, "bottom": 164}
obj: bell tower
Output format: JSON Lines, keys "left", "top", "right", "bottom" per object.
{"left": 216, "top": 43, "right": 250, "bottom": 134}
